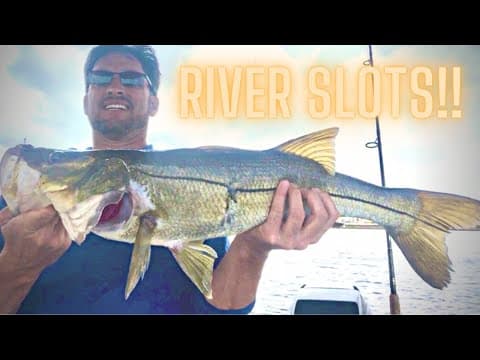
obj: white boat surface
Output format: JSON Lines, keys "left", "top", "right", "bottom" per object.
{"left": 289, "top": 285, "right": 372, "bottom": 315}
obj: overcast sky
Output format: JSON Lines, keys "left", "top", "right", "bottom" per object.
{"left": 0, "top": 45, "right": 478, "bottom": 200}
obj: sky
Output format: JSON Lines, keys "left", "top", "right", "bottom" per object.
{"left": 0, "top": 45, "right": 478, "bottom": 201}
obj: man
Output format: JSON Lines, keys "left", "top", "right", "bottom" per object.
{"left": 0, "top": 45, "right": 339, "bottom": 314}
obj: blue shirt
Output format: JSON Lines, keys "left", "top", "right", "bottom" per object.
{"left": 0, "top": 196, "right": 254, "bottom": 314}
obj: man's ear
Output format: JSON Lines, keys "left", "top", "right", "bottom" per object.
{"left": 148, "top": 95, "right": 159, "bottom": 116}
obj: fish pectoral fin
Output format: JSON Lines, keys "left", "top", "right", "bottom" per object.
{"left": 274, "top": 127, "right": 338, "bottom": 176}
{"left": 170, "top": 241, "right": 218, "bottom": 300}
{"left": 124, "top": 214, "right": 156, "bottom": 300}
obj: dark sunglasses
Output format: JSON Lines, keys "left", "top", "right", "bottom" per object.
{"left": 87, "top": 70, "right": 154, "bottom": 94}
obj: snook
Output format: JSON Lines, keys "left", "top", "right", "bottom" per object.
{"left": 1, "top": 128, "right": 479, "bottom": 300}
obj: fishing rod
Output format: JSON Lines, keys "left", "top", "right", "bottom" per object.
{"left": 364, "top": 45, "right": 401, "bottom": 315}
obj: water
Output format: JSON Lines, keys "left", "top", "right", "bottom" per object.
{"left": 249, "top": 229, "right": 480, "bottom": 315}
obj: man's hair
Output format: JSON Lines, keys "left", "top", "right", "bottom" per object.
{"left": 84, "top": 45, "right": 160, "bottom": 95}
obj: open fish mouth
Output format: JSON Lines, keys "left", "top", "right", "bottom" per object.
{"left": 95, "top": 192, "right": 134, "bottom": 230}
{"left": 58, "top": 190, "right": 134, "bottom": 244}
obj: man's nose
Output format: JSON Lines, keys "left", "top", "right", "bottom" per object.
{"left": 106, "top": 74, "right": 125, "bottom": 96}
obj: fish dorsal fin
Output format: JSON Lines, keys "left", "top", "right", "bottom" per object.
{"left": 274, "top": 127, "right": 339, "bottom": 176}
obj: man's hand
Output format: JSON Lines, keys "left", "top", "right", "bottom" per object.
{"left": 0, "top": 205, "right": 71, "bottom": 276}
{"left": 238, "top": 180, "right": 339, "bottom": 255}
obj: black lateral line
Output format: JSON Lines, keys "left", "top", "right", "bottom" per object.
{"left": 330, "top": 193, "right": 447, "bottom": 233}
{"left": 236, "top": 187, "right": 277, "bottom": 193}
{"left": 136, "top": 169, "right": 277, "bottom": 193}
{"left": 135, "top": 170, "right": 229, "bottom": 188}
{"left": 135, "top": 169, "right": 445, "bottom": 232}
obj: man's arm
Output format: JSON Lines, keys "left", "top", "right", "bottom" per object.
{"left": 0, "top": 206, "right": 71, "bottom": 314}
{"left": 208, "top": 180, "right": 339, "bottom": 310}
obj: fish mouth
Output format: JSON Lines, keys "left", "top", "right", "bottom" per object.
{"left": 95, "top": 192, "right": 133, "bottom": 229}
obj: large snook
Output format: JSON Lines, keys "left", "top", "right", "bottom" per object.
{"left": 1, "top": 128, "right": 479, "bottom": 300}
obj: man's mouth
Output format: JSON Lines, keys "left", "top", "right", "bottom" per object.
{"left": 104, "top": 103, "right": 129, "bottom": 111}
{"left": 103, "top": 97, "right": 131, "bottom": 111}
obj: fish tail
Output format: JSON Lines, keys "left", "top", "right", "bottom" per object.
{"left": 387, "top": 191, "right": 480, "bottom": 289}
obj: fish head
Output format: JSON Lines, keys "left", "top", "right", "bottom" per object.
{"left": 0, "top": 144, "right": 66, "bottom": 214}
{"left": 0, "top": 144, "right": 134, "bottom": 244}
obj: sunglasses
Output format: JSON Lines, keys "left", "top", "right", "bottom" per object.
{"left": 87, "top": 70, "right": 154, "bottom": 94}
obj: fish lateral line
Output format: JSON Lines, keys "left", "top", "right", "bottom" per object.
{"left": 134, "top": 169, "right": 278, "bottom": 193}
{"left": 330, "top": 193, "right": 447, "bottom": 233}
{"left": 108, "top": 168, "right": 446, "bottom": 233}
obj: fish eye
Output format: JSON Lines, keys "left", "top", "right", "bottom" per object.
{"left": 48, "top": 151, "right": 66, "bottom": 164}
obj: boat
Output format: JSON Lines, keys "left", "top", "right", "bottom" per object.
{"left": 289, "top": 285, "right": 372, "bottom": 315}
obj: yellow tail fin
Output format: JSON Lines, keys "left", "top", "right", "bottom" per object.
{"left": 391, "top": 191, "right": 480, "bottom": 289}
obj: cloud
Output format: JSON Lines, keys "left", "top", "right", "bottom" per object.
{"left": 148, "top": 45, "right": 332, "bottom": 148}
{"left": 152, "top": 45, "right": 192, "bottom": 87}
{"left": 0, "top": 45, "right": 92, "bottom": 149}
{"left": 9, "top": 46, "right": 87, "bottom": 96}
{"left": 0, "top": 49, "right": 53, "bottom": 145}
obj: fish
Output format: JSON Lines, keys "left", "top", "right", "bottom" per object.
{"left": 0, "top": 127, "right": 479, "bottom": 300}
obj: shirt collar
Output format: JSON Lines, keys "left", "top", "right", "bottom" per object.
{"left": 85, "top": 144, "right": 153, "bottom": 150}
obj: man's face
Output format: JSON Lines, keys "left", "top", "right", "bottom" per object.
{"left": 83, "top": 52, "right": 158, "bottom": 140}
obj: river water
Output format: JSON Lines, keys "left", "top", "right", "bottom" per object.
{"left": 249, "top": 229, "right": 480, "bottom": 315}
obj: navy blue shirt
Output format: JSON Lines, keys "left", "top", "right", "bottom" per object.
{"left": 0, "top": 197, "right": 254, "bottom": 314}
